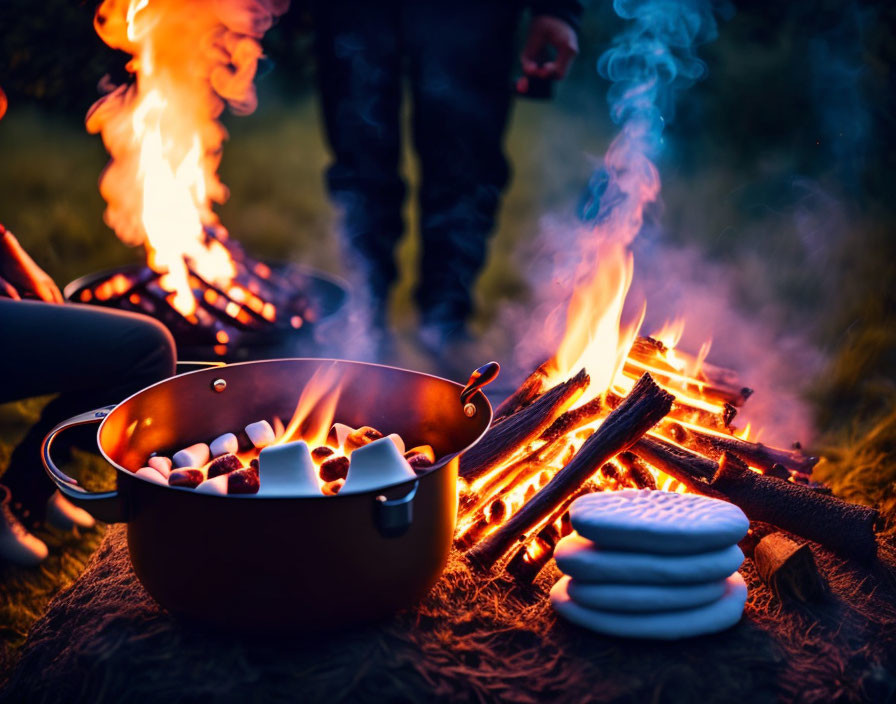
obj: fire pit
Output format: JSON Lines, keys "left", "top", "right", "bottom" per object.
{"left": 64, "top": 251, "right": 348, "bottom": 361}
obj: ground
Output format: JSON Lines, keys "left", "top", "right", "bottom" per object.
{"left": 1, "top": 0, "right": 895, "bottom": 693}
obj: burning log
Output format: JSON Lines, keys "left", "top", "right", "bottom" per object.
{"left": 616, "top": 451, "right": 657, "bottom": 490}
{"left": 752, "top": 531, "right": 827, "bottom": 602}
{"left": 709, "top": 454, "right": 879, "bottom": 562}
{"left": 659, "top": 421, "right": 818, "bottom": 475}
{"left": 505, "top": 480, "right": 601, "bottom": 585}
{"left": 492, "top": 361, "right": 552, "bottom": 421}
{"left": 538, "top": 397, "right": 604, "bottom": 444}
{"left": 459, "top": 369, "right": 589, "bottom": 481}
{"left": 630, "top": 436, "right": 720, "bottom": 494}
{"left": 455, "top": 499, "right": 508, "bottom": 551}
{"left": 467, "top": 374, "right": 674, "bottom": 571}
{"left": 627, "top": 336, "right": 753, "bottom": 407}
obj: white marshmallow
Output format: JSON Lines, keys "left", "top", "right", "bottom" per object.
{"left": 385, "top": 433, "right": 405, "bottom": 455}
{"left": 245, "top": 420, "right": 276, "bottom": 448}
{"left": 172, "top": 443, "right": 210, "bottom": 469}
{"left": 209, "top": 433, "right": 239, "bottom": 458}
{"left": 341, "top": 437, "right": 417, "bottom": 495}
{"left": 147, "top": 456, "right": 172, "bottom": 478}
{"left": 327, "top": 423, "right": 354, "bottom": 450}
{"left": 195, "top": 474, "right": 229, "bottom": 495}
{"left": 136, "top": 467, "right": 168, "bottom": 485}
{"left": 257, "top": 440, "right": 320, "bottom": 497}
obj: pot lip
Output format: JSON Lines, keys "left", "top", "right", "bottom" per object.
{"left": 98, "top": 357, "right": 492, "bottom": 500}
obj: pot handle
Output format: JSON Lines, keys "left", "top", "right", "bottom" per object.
{"left": 460, "top": 361, "right": 500, "bottom": 416}
{"left": 41, "top": 406, "right": 126, "bottom": 523}
{"left": 375, "top": 481, "right": 419, "bottom": 538}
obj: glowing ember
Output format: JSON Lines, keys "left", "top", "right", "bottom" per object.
{"left": 86, "top": 0, "right": 287, "bottom": 317}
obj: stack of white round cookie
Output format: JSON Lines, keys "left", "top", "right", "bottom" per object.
{"left": 550, "top": 489, "right": 750, "bottom": 640}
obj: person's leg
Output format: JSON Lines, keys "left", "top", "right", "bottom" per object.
{"left": 405, "top": 0, "right": 523, "bottom": 341}
{"left": 312, "top": 0, "right": 406, "bottom": 328}
{"left": 0, "top": 300, "right": 176, "bottom": 522}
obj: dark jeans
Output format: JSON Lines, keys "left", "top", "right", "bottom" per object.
{"left": 0, "top": 300, "right": 176, "bottom": 520}
{"left": 313, "top": 0, "right": 522, "bottom": 332}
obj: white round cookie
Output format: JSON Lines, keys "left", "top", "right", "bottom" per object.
{"left": 569, "top": 489, "right": 749, "bottom": 555}
{"left": 554, "top": 534, "right": 744, "bottom": 584}
{"left": 551, "top": 572, "right": 748, "bottom": 640}
{"left": 566, "top": 577, "right": 728, "bottom": 613}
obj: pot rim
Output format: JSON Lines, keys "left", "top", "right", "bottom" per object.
{"left": 98, "top": 357, "right": 492, "bottom": 500}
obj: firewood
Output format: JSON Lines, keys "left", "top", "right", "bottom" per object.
{"left": 659, "top": 421, "right": 818, "bottom": 475}
{"left": 616, "top": 451, "right": 657, "bottom": 490}
{"left": 607, "top": 391, "right": 729, "bottom": 431}
{"left": 493, "top": 361, "right": 552, "bottom": 420}
{"left": 630, "top": 436, "right": 720, "bottom": 494}
{"left": 710, "top": 453, "right": 879, "bottom": 562}
{"left": 539, "top": 397, "right": 604, "bottom": 443}
{"left": 752, "top": 532, "right": 827, "bottom": 602}
{"left": 505, "top": 523, "right": 561, "bottom": 585}
{"left": 627, "top": 336, "right": 753, "bottom": 406}
{"left": 459, "top": 369, "right": 589, "bottom": 481}
{"left": 505, "top": 481, "right": 600, "bottom": 585}
{"left": 467, "top": 374, "right": 674, "bottom": 571}
{"left": 764, "top": 463, "right": 791, "bottom": 481}
{"left": 455, "top": 499, "right": 507, "bottom": 551}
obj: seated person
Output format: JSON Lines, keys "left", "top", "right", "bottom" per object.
{"left": 0, "top": 224, "right": 176, "bottom": 565}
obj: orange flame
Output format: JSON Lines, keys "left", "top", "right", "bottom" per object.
{"left": 0, "top": 86, "right": 7, "bottom": 122}
{"left": 86, "top": 0, "right": 287, "bottom": 316}
{"left": 548, "top": 240, "right": 642, "bottom": 401}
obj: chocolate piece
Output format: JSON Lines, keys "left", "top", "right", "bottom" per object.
{"left": 319, "top": 455, "right": 349, "bottom": 482}
{"left": 168, "top": 468, "right": 205, "bottom": 489}
{"left": 311, "top": 446, "right": 335, "bottom": 463}
{"left": 207, "top": 453, "right": 242, "bottom": 479}
{"left": 228, "top": 468, "right": 261, "bottom": 495}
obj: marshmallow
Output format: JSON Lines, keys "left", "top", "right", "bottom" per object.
{"left": 210, "top": 433, "right": 239, "bottom": 458}
{"left": 342, "top": 437, "right": 417, "bottom": 495}
{"left": 344, "top": 426, "right": 384, "bottom": 453}
{"left": 326, "top": 423, "right": 354, "bottom": 449}
{"left": 245, "top": 420, "right": 276, "bottom": 449}
{"left": 195, "top": 474, "right": 229, "bottom": 495}
{"left": 136, "top": 467, "right": 168, "bottom": 485}
{"left": 405, "top": 445, "right": 436, "bottom": 472}
{"left": 385, "top": 433, "right": 405, "bottom": 455}
{"left": 147, "top": 456, "right": 172, "bottom": 478}
{"left": 257, "top": 440, "right": 320, "bottom": 497}
{"left": 173, "top": 443, "right": 210, "bottom": 469}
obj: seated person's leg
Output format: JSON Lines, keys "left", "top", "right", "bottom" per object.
{"left": 0, "top": 299, "right": 175, "bottom": 525}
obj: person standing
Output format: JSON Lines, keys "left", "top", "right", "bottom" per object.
{"left": 312, "top": 0, "right": 581, "bottom": 366}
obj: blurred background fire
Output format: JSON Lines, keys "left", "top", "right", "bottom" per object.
{"left": 0, "top": 0, "right": 894, "bottom": 675}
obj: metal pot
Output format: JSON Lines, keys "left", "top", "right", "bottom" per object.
{"left": 42, "top": 359, "right": 496, "bottom": 633}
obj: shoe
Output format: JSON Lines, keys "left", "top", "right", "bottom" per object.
{"left": 46, "top": 490, "right": 96, "bottom": 531}
{"left": 0, "top": 485, "right": 48, "bottom": 567}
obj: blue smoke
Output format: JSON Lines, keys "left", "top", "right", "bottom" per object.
{"left": 578, "top": 0, "right": 730, "bottom": 227}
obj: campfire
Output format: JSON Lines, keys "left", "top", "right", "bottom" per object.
{"left": 69, "top": 0, "right": 343, "bottom": 358}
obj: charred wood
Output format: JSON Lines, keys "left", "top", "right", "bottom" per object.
{"left": 459, "top": 369, "right": 589, "bottom": 481}
{"left": 467, "top": 374, "right": 674, "bottom": 571}
{"left": 710, "top": 453, "right": 879, "bottom": 562}
{"left": 752, "top": 531, "right": 827, "bottom": 602}
{"left": 493, "top": 361, "right": 552, "bottom": 421}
